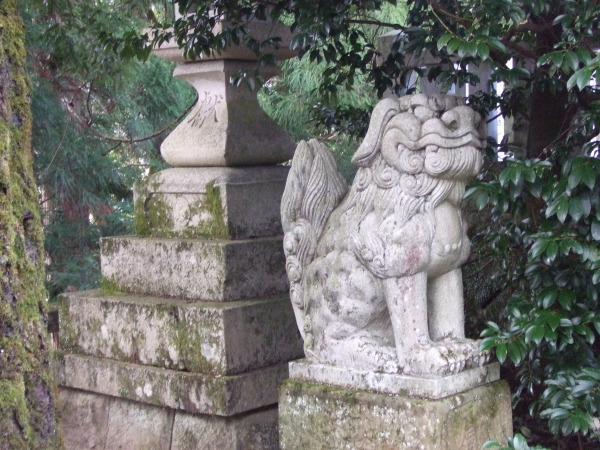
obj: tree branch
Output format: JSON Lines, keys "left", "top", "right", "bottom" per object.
{"left": 503, "top": 40, "right": 538, "bottom": 60}
{"left": 343, "top": 19, "right": 405, "bottom": 30}
{"left": 428, "top": 0, "right": 471, "bottom": 29}
{"left": 79, "top": 87, "right": 198, "bottom": 150}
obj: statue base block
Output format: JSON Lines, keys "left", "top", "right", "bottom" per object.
{"left": 279, "top": 378, "right": 512, "bottom": 450}
{"left": 289, "top": 359, "right": 500, "bottom": 399}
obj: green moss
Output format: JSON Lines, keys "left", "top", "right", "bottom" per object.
{"left": 197, "top": 181, "right": 229, "bottom": 239}
{"left": 133, "top": 177, "right": 231, "bottom": 239}
{"left": 56, "top": 296, "right": 81, "bottom": 351}
{"left": 0, "top": 378, "right": 32, "bottom": 445}
{"left": 100, "top": 277, "right": 124, "bottom": 296}
{"left": 0, "top": 2, "right": 61, "bottom": 447}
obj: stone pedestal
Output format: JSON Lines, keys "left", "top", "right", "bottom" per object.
{"left": 57, "top": 34, "right": 303, "bottom": 446}
{"left": 57, "top": 166, "right": 303, "bottom": 448}
{"left": 280, "top": 360, "right": 512, "bottom": 449}
{"left": 279, "top": 377, "right": 512, "bottom": 450}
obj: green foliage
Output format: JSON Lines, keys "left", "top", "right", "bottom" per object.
{"left": 23, "top": 0, "right": 195, "bottom": 299}
{"left": 258, "top": 57, "right": 378, "bottom": 180}
{"left": 484, "top": 433, "right": 549, "bottom": 450}
{"left": 43, "top": 0, "right": 600, "bottom": 444}
{"left": 475, "top": 150, "right": 600, "bottom": 438}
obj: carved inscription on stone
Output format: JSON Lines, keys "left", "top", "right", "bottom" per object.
{"left": 187, "top": 92, "right": 224, "bottom": 128}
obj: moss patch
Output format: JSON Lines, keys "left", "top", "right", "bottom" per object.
{"left": 0, "top": 2, "right": 61, "bottom": 447}
{"left": 100, "top": 277, "right": 124, "bottom": 296}
{"left": 133, "top": 177, "right": 231, "bottom": 239}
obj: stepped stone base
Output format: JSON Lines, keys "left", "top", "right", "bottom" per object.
{"left": 58, "top": 290, "right": 302, "bottom": 375}
{"left": 279, "top": 379, "right": 512, "bottom": 450}
{"left": 57, "top": 354, "right": 288, "bottom": 416}
{"left": 100, "top": 236, "right": 288, "bottom": 301}
{"left": 59, "top": 389, "right": 278, "bottom": 450}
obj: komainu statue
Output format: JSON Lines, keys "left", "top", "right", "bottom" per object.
{"left": 281, "top": 94, "right": 491, "bottom": 377}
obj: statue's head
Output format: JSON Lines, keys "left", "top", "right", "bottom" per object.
{"left": 352, "top": 94, "right": 485, "bottom": 183}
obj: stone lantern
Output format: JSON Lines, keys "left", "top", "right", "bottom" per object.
{"left": 57, "top": 18, "right": 303, "bottom": 449}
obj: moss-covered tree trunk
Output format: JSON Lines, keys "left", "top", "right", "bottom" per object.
{"left": 0, "top": 1, "right": 61, "bottom": 448}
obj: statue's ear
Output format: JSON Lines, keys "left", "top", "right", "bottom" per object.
{"left": 352, "top": 98, "right": 400, "bottom": 167}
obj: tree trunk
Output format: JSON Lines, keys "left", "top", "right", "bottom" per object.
{"left": 526, "top": 83, "right": 572, "bottom": 159}
{"left": 0, "top": 1, "right": 61, "bottom": 448}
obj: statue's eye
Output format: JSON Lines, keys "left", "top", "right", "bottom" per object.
{"left": 441, "top": 110, "right": 460, "bottom": 131}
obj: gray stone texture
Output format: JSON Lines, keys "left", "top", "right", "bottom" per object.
{"left": 172, "top": 407, "right": 278, "bottom": 449}
{"left": 59, "top": 389, "right": 279, "bottom": 450}
{"left": 59, "top": 290, "right": 302, "bottom": 375}
{"left": 160, "top": 61, "right": 295, "bottom": 167}
{"left": 57, "top": 353, "right": 288, "bottom": 416}
{"left": 279, "top": 379, "right": 513, "bottom": 449}
{"left": 134, "top": 167, "right": 289, "bottom": 240}
{"left": 289, "top": 360, "right": 500, "bottom": 399}
{"left": 100, "top": 236, "right": 288, "bottom": 301}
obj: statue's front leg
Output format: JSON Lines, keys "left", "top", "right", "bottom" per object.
{"left": 383, "top": 272, "right": 429, "bottom": 358}
{"left": 383, "top": 273, "right": 468, "bottom": 376}
{"left": 428, "top": 268, "right": 491, "bottom": 369}
{"left": 427, "top": 268, "right": 465, "bottom": 341}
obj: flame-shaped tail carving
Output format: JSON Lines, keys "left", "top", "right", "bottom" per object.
{"left": 281, "top": 140, "right": 348, "bottom": 339}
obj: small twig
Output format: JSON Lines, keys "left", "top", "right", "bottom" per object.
{"left": 343, "top": 19, "right": 405, "bottom": 30}
{"left": 487, "top": 111, "right": 503, "bottom": 124}
{"left": 102, "top": 142, "right": 123, "bottom": 157}
{"left": 41, "top": 122, "right": 70, "bottom": 177}
{"left": 80, "top": 91, "right": 198, "bottom": 148}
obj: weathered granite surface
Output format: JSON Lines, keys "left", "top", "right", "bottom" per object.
{"left": 171, "top": 406, "right": 278, "bottom": 449}
{"left": 100, "top": 236, "right": 288, "bottom": 301}
{"left": 134, "top": 166, "right": 289, "bottom": 240}
{"left": 279, "top": 379, "right": 513, "bottom": 449}
{"left": 57, "top": 354, "right": 288, "bottom": 416}
{"left": 59, "top": 389, "right": 279, "bottom": 450}
{"left": 281, "top": 94, "right": 489, "bottom": 376}
{"left": 59, "top": 290, "right": 302, "bottom": 375}
{"left": 288, "top": 359, "right": 500, "bottom": 399}
{"left": 160, "top": 61, "right": 295, "bottom": 167}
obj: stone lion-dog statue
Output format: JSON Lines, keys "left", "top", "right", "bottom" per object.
{"left": 281, "top": 94, "right": 491, "bottom": 376}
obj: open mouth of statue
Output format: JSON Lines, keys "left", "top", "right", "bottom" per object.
{"left": 416, "top": 129, "right": 483, "bottom": 151}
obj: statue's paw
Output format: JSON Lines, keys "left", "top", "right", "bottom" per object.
{"left": 403, "top": 343, "right": 468, "bottom": 377}
{"left": 466, "top": 347, "right": 492, "bottom": 368}
{"left": 442, "top": 338, "right": 492, "bottom": 369}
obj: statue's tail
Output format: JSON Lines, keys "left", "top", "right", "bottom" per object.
{"left": 281, "top": 139, "right": 348, "bottom": 338}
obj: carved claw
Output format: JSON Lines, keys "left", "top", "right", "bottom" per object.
{"left": 402, "top": 343, "right": 469, "bottom": 377}
{"left": 441, "top": 338, "right": 492, "bottom": 370}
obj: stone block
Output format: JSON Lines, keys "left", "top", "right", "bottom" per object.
{"left": 134, "top": 167, "right": 289, "bottom": 240}
{"left": 172, "top": 407, "right": 278, "bottom": 449}
{"left": 58, "top": 388, "right": 174, "bottom": 450}
{"left": 58, "top": 388, "right": 279, "bottom": 450}
{"left": 57, "top": 354, "right": 288, "bottom": 416}
{"left": 58, "top": 290, "right": 303, "bottom": 375}
{"left": 100, "top": 236, "right": 288, "bottom": 301}
{"left": 58, "top": 388, "right": 112, "bottom": 449}
{"left": 289, "top": 359, "right": 500, "bottom": 399}
{"left": 279, "top": 379, "right": 513, "bottom": 449}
